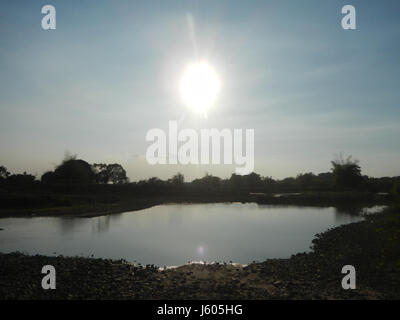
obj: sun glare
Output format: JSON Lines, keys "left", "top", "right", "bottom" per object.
{"left": 180, "top": 61, "right": 220, "bottom": 116}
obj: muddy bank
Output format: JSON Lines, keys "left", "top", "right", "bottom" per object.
{"left": 1, "top": 206, "right": 399, "bottom": 300}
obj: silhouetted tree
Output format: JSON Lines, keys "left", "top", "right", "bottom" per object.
{"left": 54, "top": 158, "right": 95, "bottom": 184}
{"left": 331, "top": 154, "right": 364, "bottom": 189}
{"left": 41, "top": 171, "right": 56, "bottom": 184}
{"left": 7, "top": 172, "right": 35, "bottom": 185}
{"left": 92, "top": 163, "right": 129, "bottom": 184}
{"left": 0, "top": 166, "right": 10, "bottom": 181}
{"left": 106, "top": 164, "right": 129, "bottom": 184}
{"left": 392, "top": 179, "right": 400, "bottom": 195}
{"left": 228, "top": 172, "right": 263, "bottom": 191}
{"left": 245, "top": 172, "right": 262, "bottom": 189}
{"left": 192, "top": 173, "right": 221, "bottom": 187}
{"left": 92, "top": 163, "right": 109, "bottom": 184}
{"left": 262, "top": 176, "right": 276, "bottom": 192}
{"left": 170, "top": 173, "right": 184, "bottom": 186}
{"left": 229, "top": 173, "right": 243, "bottom": 190}
{"left": 296, "top": 172, "right": 316, "bottom": 189}
{"left": 146, "top": 177, "right": 165, "bottom": 186}
{"left": 279, "top": 177, "right": 296, "bottom": 191}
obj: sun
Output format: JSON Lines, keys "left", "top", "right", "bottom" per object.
{"left": 180, "top": 61, "right": 220, "bottom": 116}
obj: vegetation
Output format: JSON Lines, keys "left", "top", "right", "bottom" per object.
{"left": 0, "top": 154, "right": 398, "bottom": 216}
{"left": 0, "top": 166, "right": 10, "bottom": 180}
{"left": 92, "top": 163, "right": 129, "bottom": 184}
{"left": 1, "top": 153, "right": 397, "bottom": 192}
{"left": 1, "top": 153, "right": 399, "bottom": 299}
{"left": 331, "top": 154, "right": 364, "bottom": 189}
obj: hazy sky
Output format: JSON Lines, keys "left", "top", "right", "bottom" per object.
{"left": 1, "top": 0, "right": 400, "bottom": 181}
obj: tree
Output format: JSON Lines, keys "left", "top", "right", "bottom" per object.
{"left": 7, "top": 172, "right": 35, "bottom": 185}
{"left": 296, "top": 172, "right": 316, "bottom": 189}
{"left": 54, "top": 158, "right": 95, "bottom": 184}
{"left": 262, "top": 176, "right": 276, "bottom": 192}
{"left": 0, "top": 166, "right": 10, "bottom": 181}
{"left": 245, "top": 172, "right": 262, "bottom": 189}
{"left": 392, "top": 179, "right": 400, "bottom": 196}
{"left": 92, "top": 163, "right": 109, "bottom": 184}
{"left": 192, "top": 173, "right": 221, "bottom": 187}
{"left": 228, "top": 172, "right": 262, "bottom": 190}
{"left": 170, "top": 173, "right": 184, "bottom": 186}
{"left": 41, "top": 171, "right": 56, "bottom": 184}
{"left": 92, "top": 163, "right": 129, "bottom": 184}
{"left": 146, "top": 177, "right": 165, "bottom": 186}
{"left": 106, "top": 163, "right": 129, "bottom": 184}
{"left": 229, "top": 173, "right": 243, "bottom": 189}
{"left": 331, "top": 154, "right": 364, "bottom": 189}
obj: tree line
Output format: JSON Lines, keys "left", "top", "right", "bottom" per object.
{"left": 1, "top": 154, "right": 399, "bottom": 194}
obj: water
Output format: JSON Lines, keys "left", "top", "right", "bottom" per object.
{"left": 0, "top": 203, "right": 380, "bottom": 266}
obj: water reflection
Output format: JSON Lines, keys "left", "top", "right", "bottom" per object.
{"left": 91, "top": 216, "right": 111, "bottom": 233}
{"left": 58, "top": 213, "right": 125, "bottom": 234}
{"left": 166, "top": 206, "right": 184, "bottom": 225}
{"left": 59, "top": 218, "right": 79, "bottom": 234}
{"left": 333, "top": 205, "right": 387, "bottom": 223}
{"left": 0, "top": 203, "right": 385, "bottom": 266}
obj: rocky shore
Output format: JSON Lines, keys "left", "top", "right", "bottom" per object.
{"left": 1, "top": 206, "right": 399, "bottom": 300}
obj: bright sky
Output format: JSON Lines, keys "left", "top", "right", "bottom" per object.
{"left": 1, "top": 0, "right": 399, "bottom": 181}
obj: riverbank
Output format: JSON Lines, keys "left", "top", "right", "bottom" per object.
{"left": 0, "top": 191, "right": 391, "bottom": 218}
{"left": 1, "top": 205, "right": 399, "bottom": 299}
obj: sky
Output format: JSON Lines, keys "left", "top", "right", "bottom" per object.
{"left": 1, "top": 0, "right": 400, "bottom": 181}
